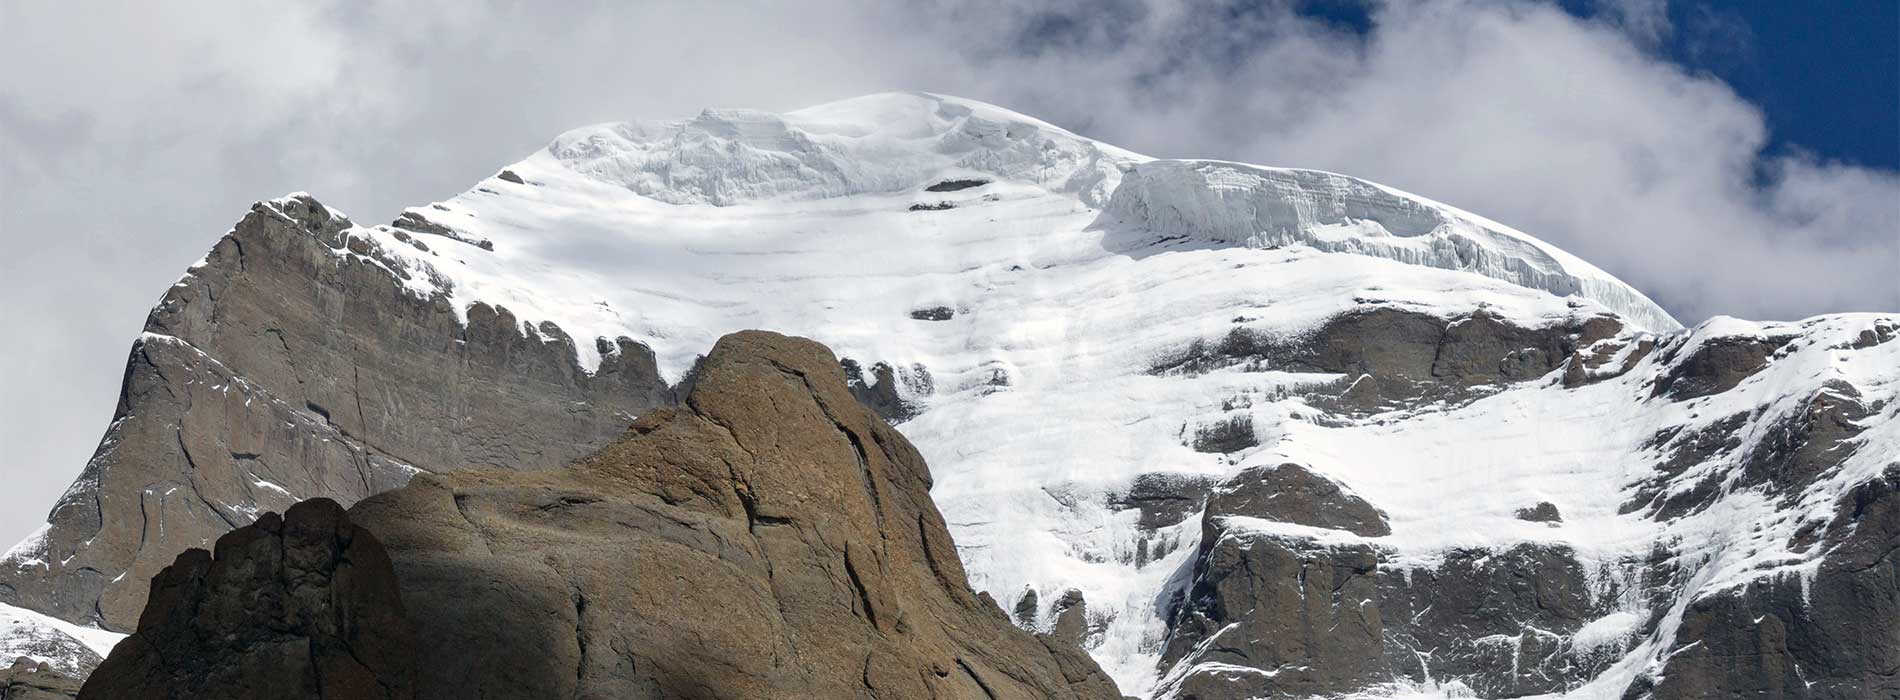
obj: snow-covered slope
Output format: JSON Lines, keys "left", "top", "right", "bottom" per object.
{"left": 349, "top": 92, "right": 1674, "bottom": 379}
{"left": 0, "top": 601, "right": 123, "bottom": 679}
{"left": 1147, "top": 313, "right": 1898, "bottom": 699}
{"left": 6, "top": 92, "right": 1889, "bottom": 699}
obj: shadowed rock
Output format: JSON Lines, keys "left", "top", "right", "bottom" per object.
{"left": 347, "top": 331, "right": 1120, "bottom": 699}
{"left": 1208, "top": 463, "right": 1390, "bottom": 537}
{"left": 1159, "top": 464, "right": 1390, "bottom": 697}
{"left": 1643, "top": 466, "right": 1900, "bottom": 700}
{"left": 0, "top": 194, "right": 672, "bottom": 631}
{"left": 1651, "top": 334, "right": 1788, "bottom": 400}
{"left": 77, "top": 499, "right": 415, "bottom": 700}
{"left": 1515, "top": 501, "right": 1563, "bottom": 524}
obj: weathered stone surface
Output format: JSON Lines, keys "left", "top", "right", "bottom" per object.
{"left": 1644, "top": 466, "right": 1900, "bottom": 700}
{"left": 1152, "top": 307, "right": 1620, "bottom": 411}
{"left": 1651, "top": 334, "right": 1788, "bottom": 400}
{"left": 0, "top": 611, "right": 107, "bottom": 679}
{"left": 1189, "top": 415, "right": 1257, "bottom": 454}
{"left": 1050, "top": 589, "right": 1091, "bottom": 648}
{"left": 910, "top": 305, "right": 956, "bottom": 321}
{"left": 1158, "top": 465, "right": 1390, "bottom": 697}
{"left": 1107, "top": 472, "right": 1219, "bottom": 531}
{"left": 1562, "top": 335, "right": 1655, "bottom": 387}
{"left": 347, "top": 331, "right": 1121, "bottom": 699}
{"left": 1206, "top": 463, "right": 1390, "bottom": 537}
{"left": 77, "top": 499, "right": 416, "bottom": 700}
{"left": 1160, "top": 531, "right": 1386, "bottom": 698}
{"left": 0, "top": 194, "right": 673, "bottom": 631}
{"left": 2, "top": 660, "right": 80, "bottom": 700}
{"left": 1162, "top": 463, "right": 1621, "bottom": 699}
{"left": 1379, "top": 544, "right": 1609, "bottom": 697}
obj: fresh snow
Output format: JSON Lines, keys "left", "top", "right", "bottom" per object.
{"left": 289, "top": 91, "right": 1674, "bottom": 377}
{"left": 5, "top": 92, "right": 1887, "bottom": 697}
{"left": 0, "top": 601, "right": 124, "bottom": 676}
{"left": 239, "top": 93, "right": 1888, "bottom": 696}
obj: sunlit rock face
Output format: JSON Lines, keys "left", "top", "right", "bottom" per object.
{"left": 6, "top": 92, "right": 1894, "bottom": 699}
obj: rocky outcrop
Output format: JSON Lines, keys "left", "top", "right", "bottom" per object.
{"left": 1205, "top": 463, "right": 1389, "bottom": 537}
{"left": 1108, "top": 473, "right": 1220, "bottom": 531}
{"left": 342, "top": 331, "right": 1120, "bottom": 699}
{"left": 77, "top": 498, "right": 415, "bottom": 700}
{"left": 1380, "top": 544, "right": 1610, "bottom": 697}
{"left": 1160, "top": 466, "right": 1623, "bottom": 699}
{"left": 1152, "top": 307, "right": 1623, "bottom": 411}
{"left": 0, "top": 194, "right": 673, "bottom": 631}
{"left": 841, "top": 357, "right": 927, "bottom": 423}
{"left": 1642, "top": 466, "right": 1900, "bottom": 700}
{"left": 1650, "top": 333, "right": 1789, "bottom": 400}
{"left": 1159, "top": 465, "right": 1390, "bottom": 698}
{"left": 2, "top": 660, "right": 80, "bottom": 700}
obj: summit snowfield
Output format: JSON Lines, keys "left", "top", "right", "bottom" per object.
{"left": 345, "top": 91, "right": 1679, "bottom": 378}
{"left": 3, "top": 93, "right": 1892, "bottom": 700}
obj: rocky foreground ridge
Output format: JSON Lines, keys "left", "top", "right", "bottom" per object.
{"left": 4, "top": 93, "right": 1895, "bottom": 699}
{"left": 74, "top": 331, "right": 1121, "bottom": 700}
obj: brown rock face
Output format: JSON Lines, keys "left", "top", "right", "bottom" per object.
{"left": 1150, "top": 307, "right": 1624, "bottom": 412}
{"left": 1160, "top": 465, "right": 1388, "bottom": 698}
{"left": 1206, "top": 463, "right": 1390, "bottom": 537}
{"left": 1, "top": 194, "right": 672, "bottom": 630}
{"left": 346, "top": 330, "right": 1121, "bottom": 699}
{"left": 2, "top": 660, "right": 81, "bottom": 700}
{"left": 1651, "top": 334, "right": 1788, "bottom": 400}
{"left": 77, "top": 498, "right": 415, "bottom": 700}
{"left": 1644, "top": 466, "right": 1900, "bottom": 700}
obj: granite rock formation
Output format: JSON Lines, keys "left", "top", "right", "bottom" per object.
{"left": 0, "top": 195, "right": 672, "bottom": 631}
{"left": 77, "top": 498, "right": 414, "bottom": 700}
{"left": 343, "top": 331, "right": 1121, "bottom": 699}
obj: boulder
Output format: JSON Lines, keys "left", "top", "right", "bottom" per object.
{"left": 2, "top": 660, "right": 80, "bottom": 700}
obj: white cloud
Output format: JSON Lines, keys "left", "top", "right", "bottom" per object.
{"left": 0, "top": 0, "right": 1893, "bottom": 543}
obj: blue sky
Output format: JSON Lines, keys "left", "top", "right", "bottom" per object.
{"left": 1302, "top": 0, "right": 1898, "bottom": 169}
{"left": 1580, "top": 0, "right": 1898, "bottom": 169}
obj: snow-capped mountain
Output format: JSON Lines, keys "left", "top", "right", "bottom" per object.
{"left": 3, "top": 93, "right": 1892, "bottom": 699}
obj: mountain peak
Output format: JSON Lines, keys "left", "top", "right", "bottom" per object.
{"left": 543, "top": 91, "right": 1131, "bottom": 207}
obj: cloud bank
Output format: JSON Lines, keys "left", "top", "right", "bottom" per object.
{"left": 1, "top": 0, "right": 1894, "bottom": 542}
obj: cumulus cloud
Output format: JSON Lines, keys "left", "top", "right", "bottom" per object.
{"left": 0, "top": 0, "right": 1893, "bottom": 542}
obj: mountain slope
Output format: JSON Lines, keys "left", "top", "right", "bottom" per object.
{"left": 4, "top": 92, "right": 1891, "bottom": 699}
{"left": 76, "top": 332, "right": 1123, "bottom": 700}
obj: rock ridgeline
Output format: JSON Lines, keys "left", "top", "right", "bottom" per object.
{"left": 0, "top": 194, "right": 673, "bottom": 632}
{"left": 78, "top": 331, "right": 1124, "bottom": 700}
